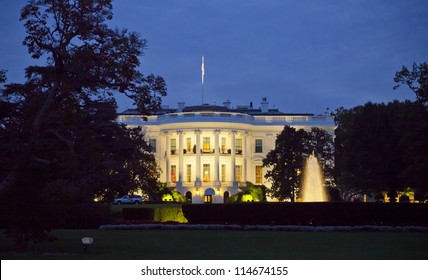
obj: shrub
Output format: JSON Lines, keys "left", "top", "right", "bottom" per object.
{"left": 61, "top": 203, "right": 111, "bottom": 229}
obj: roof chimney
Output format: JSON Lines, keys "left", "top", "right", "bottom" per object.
{"left": 261, "top": 97, "right": 269, "bottom": 113}
{"left": 177, "top": 102, "right": 185, "bottom": 112}
{"left": 223, "top": 100, "right": 231, "bottom": 109}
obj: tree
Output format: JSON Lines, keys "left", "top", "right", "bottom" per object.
{"left": 394, "top": 62, "right": 428, "bottom": 106}
{"left": 308, "top": 127, "right": 335, "bottom": 187}
{"left": 334, "top": 101, "right": 412, "bottom": 201}
{"left": 0, "top": 0, "right": 166, "bottom": 247}
{"left": 394, "top": 101, "right": 428, "bottom": 202}
{"left": 263, "top": 126, "right": 309, "bottom": 201}
{"left": 0, "top": 69, "right": 6, "bottom": 83}
{"left": 393, "top": 62, "right": 428, "bottom": 201}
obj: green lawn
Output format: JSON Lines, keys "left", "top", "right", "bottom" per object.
{"left": 1, "top": 229, "right": 428, "bottom": 260}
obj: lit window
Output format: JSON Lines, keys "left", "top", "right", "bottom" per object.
{"left": 235, "top": 139, "right": 242, "bottom": 154}
{"left": 221, "top": 164, "right": 226, "bottom": 182}
{"left": 203, "top": 164, "right": 210, "bottom": 182}
{"left": 186, "top": 164, "right": 192, "bottom": 182}
{"left": 170, "top": 139, "right": 176, "bottom": 154}
{"left": 186, "top": 138, "right": 192, "bottom": 152}
{"left": 221, "top": 138, "right": 226, "bottom": 153}
{"left": 171, "top": 165, "right": 176, "bottom": 183}
{"left": 256, "top": 166, "right": 263, "bottom": 184}
{"left": 203, "top": 137, "right": 211, "bottom": 152}
{"left": 204, "top": 195, "right": 212, "bottom": 203}
{"left": 236, "top": 165, "right": 242, "bottom": 182}
{"left": 255, "top": 139, "right": 263, "bottom": 153}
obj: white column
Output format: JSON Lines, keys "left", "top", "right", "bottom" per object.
{"left": 231, "top": 130, "right": 237, "bottom": 187}
{"left": 214, "top": 129, "right": 220, "bottom": 187}
{"left": 164, "top": 131, "right": 170, "bottom": 185}
{"left": 195, "top": 129, "right": 201, "bottom": 186}
{"left": 177, "top": 130, "right": 183, "bottom": 187}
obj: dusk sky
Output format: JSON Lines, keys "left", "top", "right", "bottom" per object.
{"left": 1, "top": 0, "right": 427, "bottom": 114}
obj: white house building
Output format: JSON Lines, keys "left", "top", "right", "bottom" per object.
{"left": 118, "top": 98, "right": 336, "bottom": 203}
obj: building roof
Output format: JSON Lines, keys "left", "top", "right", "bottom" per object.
{"left": 119, "top": 98, "right": 318, "bottom": 117}
{"left": 183, "top": 105, "right": 229, "bottom": 112}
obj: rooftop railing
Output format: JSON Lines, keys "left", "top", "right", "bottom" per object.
{"left": 118, "top": 112, "right": 334, "bottom": 125}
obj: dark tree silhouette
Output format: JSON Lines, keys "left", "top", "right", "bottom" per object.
{"left": 394, "top": 62, "right": 428, "bottom": 106}
{"left": 0, "top": 0, "right": 166, "bottom": 247}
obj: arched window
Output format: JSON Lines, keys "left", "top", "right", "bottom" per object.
{"left": 185, "top": 191, "right": 192, "bottom": 203}
{"left": 224, "top": 191, "right": 230, "bottom": 203}
{"left": 204, "top": 188, "right": 215, "bottom": 204}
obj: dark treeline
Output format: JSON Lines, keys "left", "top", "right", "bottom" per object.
{"left": 334, "top": 62, "right": 428, "bottom": 202}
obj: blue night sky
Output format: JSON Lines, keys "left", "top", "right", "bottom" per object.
{"left": 1, "top": 0, "right": 427, "bottom": 114}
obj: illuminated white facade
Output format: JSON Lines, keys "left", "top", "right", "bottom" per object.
{"left": 118, "top": 99, "right": 335, "bottom": 203}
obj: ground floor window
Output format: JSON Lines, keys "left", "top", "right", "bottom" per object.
{"left": 185, "top": 191, "right": 192, "bottom": 203}
{"left": 224, "top": 191, "right": 230, "bottom": 203}
{"left": 204, "top": 188, "right": 215, "bottom": 203}
{"left": 221, "top": 164, "right": 226, "bottom": 182}
{"left": 236, "top": 165, "right": 242, "bottom": 182}
{"left": 255, "top": 165, "right": 263, "bottom": 184}
{"left": 171, "top": 165, "right": 176, "bottom": 183}
{"left": 204, "top": 195, "right": 212, "bottom": 203}
{"left": 186, "top": 164, "right": 192, "bottom": 182}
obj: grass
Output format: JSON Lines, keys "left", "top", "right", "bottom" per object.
{"left": 1, "top": 229, "right": 428, "bottom": 260}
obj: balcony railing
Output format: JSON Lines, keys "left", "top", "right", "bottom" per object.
{"left": 168, "top": 181, "right": 246, "bottom": 188}
{"left": 170, "top": 149, "right": 243, "bottom": 155}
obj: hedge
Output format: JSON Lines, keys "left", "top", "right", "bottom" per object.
{"left": 122, "top": 206, "right": 187, "bottom": 223}
{"left": 182, "top": 202, "right": 428, "bottom": 226}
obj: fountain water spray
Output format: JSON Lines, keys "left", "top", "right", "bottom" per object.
{"left": 301, "top": 153, "right": 329, "bottom": 202}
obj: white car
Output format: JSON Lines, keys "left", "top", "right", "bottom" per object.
{"left": 113, "top": 195, "right": 142, "bottom": 204}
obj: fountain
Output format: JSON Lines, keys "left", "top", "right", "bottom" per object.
{"left": 301, "top": 153, "right": 329, "bottom": 202}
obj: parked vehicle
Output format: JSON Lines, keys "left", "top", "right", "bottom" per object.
{"left": 113, "top": 195, "right": 142, "bottom": 204}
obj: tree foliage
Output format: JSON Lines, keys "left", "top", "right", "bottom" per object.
{"left": 335, "top": 63, "right": 428, "bottom": 202}
{"left": 0, "top": 0, "right": 166, "bottom": 247}
{"left": 308, "top": 127, "right": 335, "bottom": 185}
{"left": 263, "top": 126, "right": 334, "bottom": 201}
{"left": 334, "top": 101, "right": 428, "bottom": 201}
{"left": 0, "top": 69, "right": 6, "bottom": 83}
{"left": 394, "top": 62, "right": 428, "bottom": 106}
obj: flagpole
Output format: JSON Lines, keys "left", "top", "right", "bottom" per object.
{"left": 201, "top": 55, "right": 204, "bottom": 105}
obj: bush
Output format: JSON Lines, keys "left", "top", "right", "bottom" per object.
{"left": 123, "top": 208, "right": 154, "bottom": 221}
{"left": 61, "top": 203, "right": 111, "bottom": 229}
